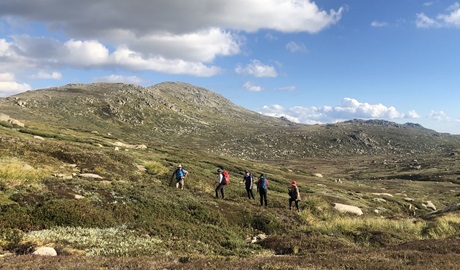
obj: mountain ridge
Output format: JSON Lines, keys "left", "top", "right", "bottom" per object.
{"left": 1, "top": 82, "right": 458, "bottom": 160}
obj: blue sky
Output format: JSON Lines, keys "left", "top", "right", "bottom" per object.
{"left": 1, "top": 0, "right": 460, "bottom": 134}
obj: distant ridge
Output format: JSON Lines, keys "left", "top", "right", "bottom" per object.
{"left": 1, "top": 82, "right": 458, "bottom": 160}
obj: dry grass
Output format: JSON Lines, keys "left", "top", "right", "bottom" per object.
{"left": 0, "top": 159, "right": 48, "bottom": 189}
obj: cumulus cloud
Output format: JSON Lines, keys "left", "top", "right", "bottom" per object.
{"left": 243, "top": 81, "right": 263, "bottom": 92}
{"left": 416, "top": 4, "right": 460, "bottom": 28}
{"left": 0, "top": 0, "right": 343, "bottom": 78}
{"left": 285, "top": 41, "right": 307, "bottom": 53}
{"left": 0, "top": 72, "right": 31, "bottom": 96}
{"left": 0, "top": 0, "right": 343, "bottom": 35}
{"left": 428, "top": 110, "right": 449, "bottom": 120}
{"left": 3, "top": 36, "right": 221, "bottom": 76}
{"left": 235, "top": 60, "right": 278, "bottom": 77}
{"left": 257, "top": 98, "right": 420, "bottom": 125}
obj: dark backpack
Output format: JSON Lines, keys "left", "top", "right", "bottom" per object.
{"left": 222, "top": 170, "right": 230, "bottom": 185}
{"left": 288, "top": 187, "right": 297, "bottom": 199}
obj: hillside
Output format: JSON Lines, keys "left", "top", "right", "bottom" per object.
{"left": 1, "top": 82, "right": 460, "bottom": 269}
{"left": 1, "top": 82, "right": 459, "bottom": 160}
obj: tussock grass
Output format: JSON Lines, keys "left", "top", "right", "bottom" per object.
{"left": 0, "top": 159, "right": 48, "bottom": 189}
{"left": 144, "top": 161, "right": 169, "bottom": 176}
{"left": 423, "top": 213, "right": 460, "bottom": 238}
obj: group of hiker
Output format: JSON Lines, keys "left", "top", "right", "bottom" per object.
{"left": 171, "top": 164, "right": 301, "bottom": 211}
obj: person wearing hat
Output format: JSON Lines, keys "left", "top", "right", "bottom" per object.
{"left": 215, "top": 167, "right": 225, "bottom": 199}
{"left": 288, "top": 181, "right": 301, "bottom": 212}
{"left": 171, "top": 164, "right": 189, "bottom": 189}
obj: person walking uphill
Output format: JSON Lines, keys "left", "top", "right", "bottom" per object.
{"left": 288, "top": 181, "right": 301, "bottom": 212}
{"left": 215, "top": 168, "right": 226, "bottom": 199}
{"left": 243, "top": 171, "right": 255, "bottom": 199}
{"left": 257, "top": 174, "right": 268, "bottom": 206}
{"left": 171, "top": 164, "right": 189, "bottom": 189}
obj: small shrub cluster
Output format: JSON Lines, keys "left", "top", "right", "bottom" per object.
{"left": 28, "top": 226, "right": 163, "bottom": 256}
{"left": 144, "top": 161, "right": 168, "bottom": 176}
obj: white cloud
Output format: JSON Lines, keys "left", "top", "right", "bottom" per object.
{"left": 0, "top": 72, "right": 31, "bottom": 96}
{"left": 235, "top": 60, "right": 278, "bottom": 77}
{"left": 416, "top": 13, "right": 441, "bottom": 28}
{"left": 438, "top": 4, "right": 460, "bottom": 27}
{"left": 63, "top": 40, "right": 110, "bottom": 66}
{"left": 257, "top": 98, "right": 420, "bottom": 124}
{"left": 0, "top": 0, "right": 343, "bottom": 78}
{"left": 371, "top": 21, "right": 388, "bottom": 27}
{"left": 416, "top": 4, "right": 460, "bottom": 28}
{"left": 243, "top": 81, "right": 263, "bottom": 92}
{"left": 276, "top": 86, "right": 296, "bottom": 91}
{"left": 0, "top": 1, "right": 343, "bottom": 35}
{"left": 428, "top": 110, "right": 449, "bottom": 120}
{"left": 30, "top": 71, "right": 62, "bottom": 79}
{"left": 3, "top": 36, "right": 221, "bottom": 77}
{"left": 93, "top": 74, "right": 143, "bottom": 84}
{"left": 285, "top": 41, "right": 307, "bottom": 53}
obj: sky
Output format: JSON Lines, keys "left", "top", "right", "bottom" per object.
{"left": 1, "top": 0, "right": 460, "bottom": 134}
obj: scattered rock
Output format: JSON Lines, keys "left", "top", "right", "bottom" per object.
{"left": 79, "top": 173, "right": 103, "bottom": 179}
{"left": 53, "top": 173, "right": 73, "bottom": 180}
{"left": 333, "top": 203, "right": 363, "bottom": 216}
{"left": 423, "top": 201, "right": 436, "bottom": 211}
{"left": 313, "top": 173, "right": 323, "bottom": 178}
{"left": 371, "top": 193, "right": 393, "bottom": 197}
{"left": 74, "top": 194, "right": 85, "bottom": 199}
{"left": 20, "top": 164, "right": 33, "bottom": 171}
{"left": 33, "top": 136, "right": 45, "bottom": 140}
{"left": 33, "top": 247, "right": 57, "bottom": 256}
{"left": 373, "top": 198, "right": 387, "bottom": 203}
{"left": 404, "top": 198, "right": 414, "bottom": 202}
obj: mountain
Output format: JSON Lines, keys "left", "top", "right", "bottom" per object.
{"left": 1, "top": 82, "right": 458, "bottom": 160}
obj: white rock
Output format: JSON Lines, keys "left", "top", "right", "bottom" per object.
{"left": 371, "top": 193, "right": 393, "bottom": 197}
{"left": 33, "top": 247, "right": 57, "bottom": 256}
{"left": 333, "top": 203, "right": 363, "bottom": 216}
{"left": 313, "top": 173, "right": 323, "bottom": 178}
{"left": 424, "top": 201, "right": 437, "bottom": 211}
{"left": 79, "top": 173, "right": 103, "bottom": 179}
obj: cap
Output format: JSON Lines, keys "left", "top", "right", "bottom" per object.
{"left": 291, "top": 181, "right": 297, "bottom": 186}
{"left": 217, "top": 168, "right": 222, "bottom": 172}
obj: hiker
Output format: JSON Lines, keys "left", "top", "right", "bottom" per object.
{"left": 215, "top": 167, "right": 225, "bottom": 199}
{"left": 171, "top": 164, "right": 188, "bottom": 189}
{"left": 288, "top": 181, "right": 301, "bottom": 212}
{"left": 256, "top": 174, "right": 268, "bottom": 206}
{"left": 243, "top": 171, "right": 255, "bottom": 199}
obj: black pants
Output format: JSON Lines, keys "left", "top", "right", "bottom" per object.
{"left": 246, "top": 185, "right": 254, "bottom": 199}
{"left": 215, "top": 183, "right": 225, "bottom": 198}
{"left": 259, "top": 189, "right": 267, "bottom": 206}
{"left": 289, "top": 198, "right": 299, "bottom": 210}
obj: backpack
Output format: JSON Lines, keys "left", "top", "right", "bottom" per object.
{"left": 258, "top": 177, "right": 267, "bottom": 190}
{"left": 222, "top": 170, "right": 230, "bottom": 185}
{"left": 288, "top": 187, "right": 297, "bottom": 199}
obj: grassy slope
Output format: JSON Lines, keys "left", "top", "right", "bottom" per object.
{"left": 1, "top": 82, "right": 460, "bottom": 268}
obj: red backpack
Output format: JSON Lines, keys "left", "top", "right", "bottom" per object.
{"left": 222, "top": 170, "right": 230, "bottom": 185}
